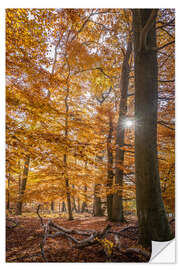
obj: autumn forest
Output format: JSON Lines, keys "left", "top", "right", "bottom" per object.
{"left": 6, "top": 8, "right": 175, "bottom": 262}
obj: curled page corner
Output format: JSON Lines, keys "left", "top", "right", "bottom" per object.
{"left": 150, "top": 239, "right": 175, "bottom": 263}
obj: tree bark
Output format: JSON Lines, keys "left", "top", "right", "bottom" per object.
{"left": 65, "top": 174, "right": 73, "bottom": 220}
{"left": 106, "top": 112, "right": 114, "bottom": 220}
{"left": 51, "top": 201, "right": 54, "bottom": 212}
{"left": 16, "top": 156, "right": 30, "bottom": 215}
{"left": 61, "top": 201, "right": 67, "bottom": 212}
{"left": 81, "top": 184, "right": 88, "bottom": 213}
{"left": 59, "top": 201, "right": 61, "bottom": 213}
{"left": 112, "top": 40, "right": 132, "bottom": 222}
{"left": 72, "top": 184, "right": 78, "bottom": 213}
{"left": 133, "top": 9, "right": 173, "bottom": 247}
{"left": 6, "top": 174, "right": 11, "bottom": 211}
{"left": 64, "top": 87, "right": 73, "bottom": 220}
{"left": 93, "top": 184, "right": 104, "bottom": 216}
{"left": 77, "top": 196, "right": 80, "bottom": 213}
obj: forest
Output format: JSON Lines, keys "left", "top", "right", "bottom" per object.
{"left": 6, "top": 8, "right": 175, "bottom": 262}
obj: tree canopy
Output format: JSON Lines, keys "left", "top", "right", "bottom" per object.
{"left": 6, "top": 8, "right": 175, "bottom": 223}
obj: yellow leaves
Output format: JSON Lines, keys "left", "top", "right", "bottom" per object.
{"left": 6, "top": 9, "right": 174, "bottom": 216}
{"left": 95, "top": 237, "right": 114, "bottom": 257}
{"left": 106, "top": 184, "right": 135, "bottom": 199}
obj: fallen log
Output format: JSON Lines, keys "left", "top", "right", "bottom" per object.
{"left": 37, "top": 205, "right": 113, "bottom": 260}
{"left": 125, "top": 248, "right": 150, "bottom": 259}
{"left": 108, "top": 230, "right": 138, "bottom": 240}
{"left": 40, "top": 219, "right": 51, "bottom": 262}
{"left": 49, "top": 220, "right": 96, "bottom": 236}
{"left": 36, "top": 205, "right": 147, "bottom": 262}
{"left": 114, "top": 234, "right": 150, "bottom": 260}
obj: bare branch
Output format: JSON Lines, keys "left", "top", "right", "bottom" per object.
{"left": 88, "top": 19, "right": 115, "bottom": 32}
{"left": 158, "top": 121, "right": 175, "bottom": 131}
{"left": 153, "top": 40, "right": 175, "bottom": 51}
{"left": 37, "top": 204, "right": 44, "bottom": 227}
{"left": 74, "top": 67, "right": 118, "bottom": 79}
{"left": 96, "top": 87, "right": 113, "bottom": 104}
{"left": 156, "top": 18, "right": 175, "bottom": 30}
{"left": 158, "top": 79, "right": 175, "bottom": 83}
{"left": 160, "top": 27, "right": 174, "bottom": 39}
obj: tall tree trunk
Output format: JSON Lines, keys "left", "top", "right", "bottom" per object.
{"left": 72, "top": 184, "right": 78, "bottom": 213}
{"left": 59, "top": 201, "right": 61, "bottom": 213}
{"left": 64, "top": 171, "right": 73, "bottom": 220}
{"left": 112, "top": 40, "right": 132, "bottom": 222}
{"left": 6, "top": 174, "right": 11, "bottom": 210}
{"left": 51, "top": 201, "right": 54, "bottom": 212}
{"left": 77, "top": 196, "right": 80, "bottom": 213}
{"left": 133, "top": 9, "right": 172, "bottom": 247}
{"left": 64, "top": 86, "right": 73, "bottom": 220}
{"left": 81, "top": 184, "right": 88, "bottom": 212}
{"left": 61, "top": 201, "right": 67, "bottom": 212}
{"left": 93, "top": 184, "right": 103, "bottom": 216}
{"left": 16, "top": 156, "right": 30, "bottom": 215}
{"left": 106, "top": 112, "right": 114, "bottom": 220}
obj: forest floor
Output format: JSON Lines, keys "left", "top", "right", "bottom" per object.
{"left": 6, "top": 214, "right": 175, "bottom": 263}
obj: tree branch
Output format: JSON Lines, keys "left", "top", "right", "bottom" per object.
{"left": 74, "top": 67, "right": 118, "bottom": 79}
{"left": 158, "top": 121, "right": 175, "bottom": 131}
{"left": 153, "top": 40, "right": 175, "bottom": 51}
{"left": 156, "top": 18, "right": 175, "bottom": 30}
{"left": 158, "top": 79, "right": 175, "bottom": 83}
{"left": 138, "top": 9, "right": 158, "bottom": 51}
{"left": 37, "top": 204, "right": 44, "bottom": 227}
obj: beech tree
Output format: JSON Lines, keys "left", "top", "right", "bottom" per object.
{"left": 111, "top": 39, "right": 132, "bottom": 222}
{"left": 132, "top": 8, "right": 173, "bottom": 246}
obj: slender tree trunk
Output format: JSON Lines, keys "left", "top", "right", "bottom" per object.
{"left": 133, "top": 9, "right": 173, "bottom": 247}
{"left": 72, "top": 197, "right": 77, "bottom": 213}
{"left": 51, "top": 201, "right": 54, "bottom": 212}
{"left": 112, "top": 40, "right": 132, "bottom": 222}
{"left": 16, "top": 156, "right": 30, "bottom": 215}
{"left": 6, "top": 174, "right": 10, "bottom": 210}
{"left": 93, "top": 184, "right": 103, "bottom": 216}
{"left": 72, "top": 184, "right": 78, "bottom": 213}
{"left": 64, "top": 86, "right": 73, "bottom": 220}
{"left": 106, "top": 113, "right": 114, "bottom": 220}
{"left": 59, "top": 201, "right": 61, "bottom": 213}
{"left": 77, "top": 196, "right": 80, "bottom": 213}
{"left": 81, "top": 184, "right": 88, "bottom": 212}
{"left": 61, "top": 201, "right": 67, "bottom": 212}
{"left": 64, "top": 171, "right": 73, "bottom": 219}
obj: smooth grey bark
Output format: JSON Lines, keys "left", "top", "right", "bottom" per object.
{"left": 111, "top": 40, "right": 132, "bottom": 222}
{"left": 16, "top": 156, "right": 30, "bottom": 215}
{"left": 133, "top": 9, "right": 173, "bottom": 247}
{"left": 106, "top": 113, "right": 114, "bottom": 220}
